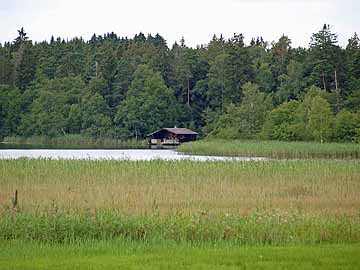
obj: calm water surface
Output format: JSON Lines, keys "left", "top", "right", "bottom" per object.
{"left": 0, "top": 145, "right": 264, "bottom": 162}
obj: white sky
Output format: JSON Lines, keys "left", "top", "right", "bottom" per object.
{"left": 0, "top": 0, "right": 359, "bottom": 48}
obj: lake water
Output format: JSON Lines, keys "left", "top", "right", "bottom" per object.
{"left": 0, "top": 148, "right": 265, "bottom": 162}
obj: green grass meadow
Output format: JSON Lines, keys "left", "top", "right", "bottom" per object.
{"left": 1, "top": 241, "right": 359, "bottom": 270}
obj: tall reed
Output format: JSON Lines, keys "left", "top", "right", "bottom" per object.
{"left": 1, "top": 159, "right": 359, "bottom": 244}
{"left": 178, "top": 139, "right": 360, "bottom": 159}
{"left": 2, "top": 135, "right": 147, "bottom": 148}
{"left": 1, "top": 210, "right": 359, "bottom": 244}
{"left": 1, "top": 159, "right": 359, "bottom": 216}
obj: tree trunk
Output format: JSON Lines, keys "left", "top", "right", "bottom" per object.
{"left": 334, "top": 69, "right": 338, "bottom": 90}
{"left": 187, "top": 78, "right": 190, "bottom": 107}
{"left": 322, "top": 72, "right": 326, "bottom": 91}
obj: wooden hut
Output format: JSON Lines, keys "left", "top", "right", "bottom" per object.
{"left": 146, "top": 128, "right": 198, "bottom": 145}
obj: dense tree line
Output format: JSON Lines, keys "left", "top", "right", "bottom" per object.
{"left": 0, "top": 25, "right": 360, "bottom": 142}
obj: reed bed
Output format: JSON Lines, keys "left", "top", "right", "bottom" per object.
{"left": 178, "top": 140, "right": 360, "bottom": 159}
{"left": 2, "top": 135, "right": 147, "bottom": 148}
{"left": 1, "top": 159, "right": 359, "bottom": 216}
{"left": 1, "top": 210, "right": 359, "bottom": 244}
{"left": 0, "top": 159, "right": 359, "bottom": 244}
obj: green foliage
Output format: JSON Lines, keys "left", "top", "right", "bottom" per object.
{"left": 346, "top": 87, "right": 360, "bottom": 110}
{"left": 18, "top": 76, "right": 85, "bottom": 137}
{"left": 208, "top": 82, "right": 272, "bottom": 139}
{"left": 307, "top": 95, "right": 333, "bottom": 142}
{"left": 271, "top": 35, "right": 292, "bottom": 77}
{"left": 276, "top": 60, "right": 305, "bottom": 103}
{"left": 81, "top": 93, "right": 112, "bottom": 137}
{"left": 0, "top": 85, "right": 21, "bottom": 138}
{"left": 261, "top": 101, "right": 304, "bottom": 141}
{"left": 345, "top": 33, "right": 360, "bottom": 90}
{"left": 207, "top": 53, "right": 227, "bottom": 110}
{"left": 307, "top": 24, "right": 344, "bottom": 92}
{"left": 254, "top": 62, "right": 275, "bottom": 93}
{"left": 333, "top": 109, "right": 360, "bottom": 142}
{"left": 67, "top": 104, "right": 81, "bottom": 134}
{"left": 263, "top": 86, "right": 334, "bottom": 142}
{"left": 0, "top": 46, "right": 14, "bottom": 85}
{"left": 12, "top": 29, "right": 36, "bottom": 91}
{"left": 115, "top": 65, "right": 179, "bottom": 139}
{"left": 28, "top": 90, "right": 68, "bottom": 136}
{"left": 0, "top": 26, "right": 359, "bottom": 142}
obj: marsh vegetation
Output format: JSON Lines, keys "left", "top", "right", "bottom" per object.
{"left": 178, "top": 140, "right": 360, "bottom": 159}
{"left": 1, "top": 159, "right": 359, "bottom": 245}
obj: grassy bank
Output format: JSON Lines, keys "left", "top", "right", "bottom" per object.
{"left": 1, "top": 159, "right": 359, "bottom": 244}
{"left": 178, "top": 139, "right": 360, "bottom": 159}
{"left": 2, "top": 135, "right": 147, "bottom": 148}
{"left": 1, "top": 241, "right": 359, "bottom": 270}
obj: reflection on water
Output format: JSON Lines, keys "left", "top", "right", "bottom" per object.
{"left": 0, "top": 149, "right": 265, "bottom": 162}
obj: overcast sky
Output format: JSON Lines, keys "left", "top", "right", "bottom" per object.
{"left": 1, "top": 0, "right": 359, "bottom": 48}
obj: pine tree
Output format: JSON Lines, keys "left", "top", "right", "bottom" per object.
{"left": 307, "top": 24, "right": 344, "bottom": 92}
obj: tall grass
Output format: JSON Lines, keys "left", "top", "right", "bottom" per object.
{"left": 1, "top": 210, "right": 359, "bottom": 244}
{"left": 0, "top": 159, "right": 359, "bottom": 244}
{"left": 1, "top": 159, "right": 359, "bottom": 216}
{"left": 178, "top": 139, "right": 360, "bottom": 159}
{"left": 2, "top": 135, "right": 147, "bottom": 148}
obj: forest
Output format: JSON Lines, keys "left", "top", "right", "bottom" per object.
{"left": 0, "top": 25, "right": 359, "bottom": 142}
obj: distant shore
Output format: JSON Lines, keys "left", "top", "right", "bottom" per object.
{"left": 1, "top": 135, "right": 147, "bottom": 149}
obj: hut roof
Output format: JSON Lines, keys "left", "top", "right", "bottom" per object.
{"left": 147, "top": 128, "right": 198, "bottom": 137}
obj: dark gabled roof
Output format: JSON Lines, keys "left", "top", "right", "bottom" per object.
{"left": 147, "top": 128, "right": 198, "bottom": 137}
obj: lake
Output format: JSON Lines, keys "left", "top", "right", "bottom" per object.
{"left": 0, "top": 146, "right": 265, "bottom": 161}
